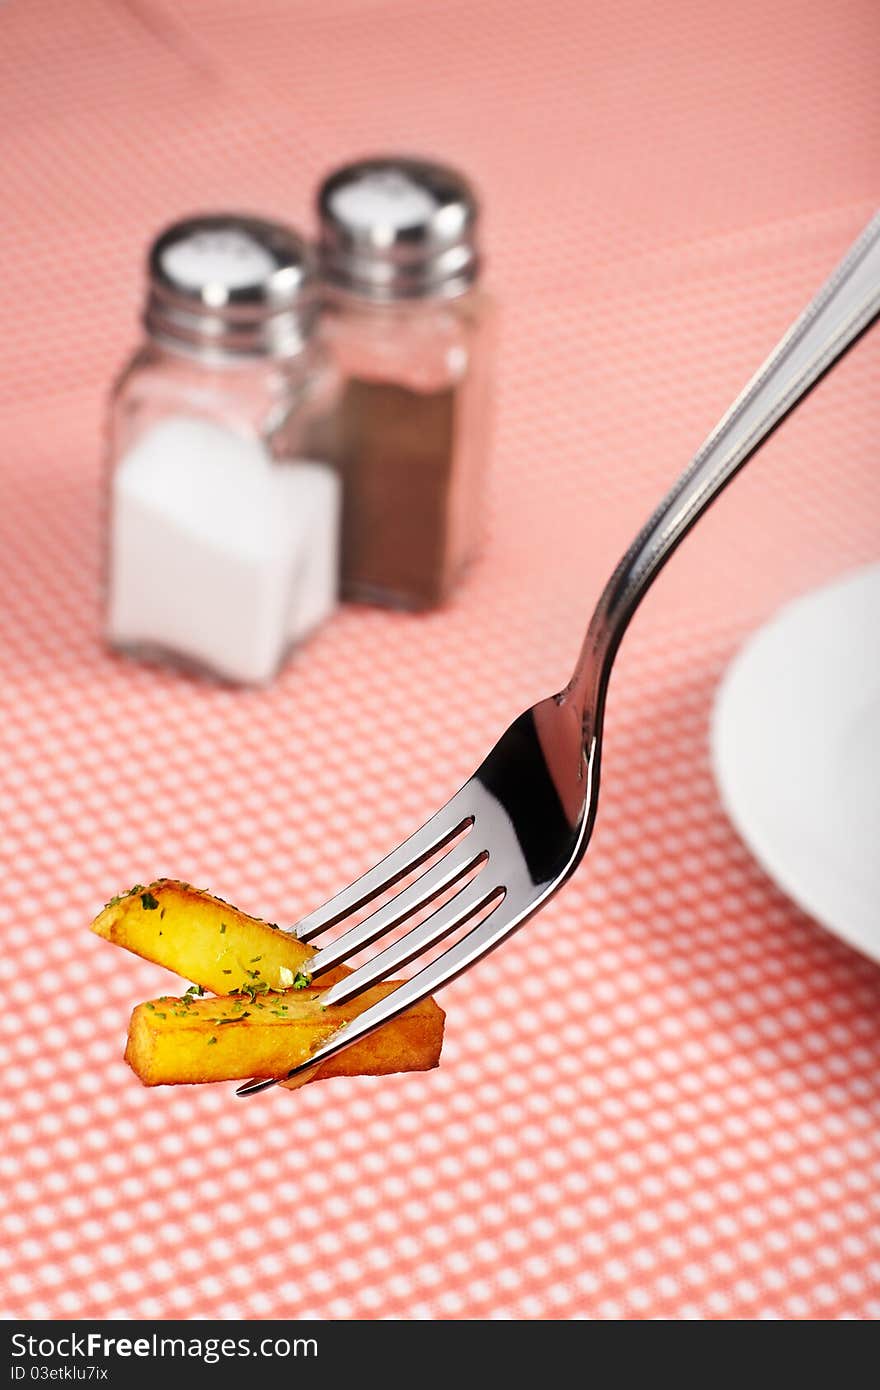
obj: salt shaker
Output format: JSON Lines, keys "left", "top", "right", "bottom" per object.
{"left": 105, "top": 214, "right": 341, "bottom": 685}
{"left": 313, "top": 157, "right": 495, "bottom": 610}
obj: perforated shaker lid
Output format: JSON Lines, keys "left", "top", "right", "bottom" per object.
{"left": 316, "top": 156, "right": 481, "bottom": 301}
{"left": 144, "top": 214, "right": 316, "bottom": 360}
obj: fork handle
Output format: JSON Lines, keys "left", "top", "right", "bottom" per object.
{"left": 565, "top": 209, "right": 880, "bottom": 728}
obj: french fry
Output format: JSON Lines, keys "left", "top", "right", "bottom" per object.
{"left": 125, "top": 984, "right": 444, "bottom": 1086}
{"left": 91, "top": 879, "right": 346, "bottom": 993}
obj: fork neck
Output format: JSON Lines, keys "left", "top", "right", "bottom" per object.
{"left": 559, "top": 567, "right": 630, "bottom": 745}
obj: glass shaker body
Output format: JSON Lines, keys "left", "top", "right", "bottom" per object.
{"left": 109, "top": 338, "right": 337, "bottom": 475}
{"left": 316, "top": 286, "right": 495, "bottom": 610}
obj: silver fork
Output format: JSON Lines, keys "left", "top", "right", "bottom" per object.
{"left": 238, "top": 211, "right": 880, "bottom": 1097}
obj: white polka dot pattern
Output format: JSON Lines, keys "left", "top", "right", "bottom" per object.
{"left": 1, "top": 0, "right": 879, "bottom": 1321}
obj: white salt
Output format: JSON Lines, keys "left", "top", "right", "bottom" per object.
{"left": 107, "top": 416, "right": 340, "bottom": 684}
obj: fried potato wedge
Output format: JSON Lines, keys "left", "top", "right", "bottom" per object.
{"left": 125, "top": 984, "right": 444, "bottom": 1086}
{"left": 91, "top": 879, "right": 347, "bottom": 993}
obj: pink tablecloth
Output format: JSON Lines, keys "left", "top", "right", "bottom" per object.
{"left": 2, "top": 0, "right": 879, "bottom": 1320}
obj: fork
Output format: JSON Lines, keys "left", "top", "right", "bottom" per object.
{"left": 238, "top": 211, "right": 880, "bottom": 1096}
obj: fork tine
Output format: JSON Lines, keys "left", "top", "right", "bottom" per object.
{"left": 294, "top": 800, "right": 473, "bottom": 942}
{"left": 236, "top": 884, "right": 516, "bottom": 1096}
{"left": 304, "top": 843, "right": 488, "bottom": 978}
{"left": 318, "top": 873, "right": 502, "bottom": 1005}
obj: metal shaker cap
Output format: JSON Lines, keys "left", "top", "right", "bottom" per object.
{"left": 144, "top": 214, "right": 317, "bottom": 360}
{"left": 317, "top": 157, "right": 481, "bottom": 301}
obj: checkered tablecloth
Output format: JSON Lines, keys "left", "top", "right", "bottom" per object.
{"left": 2, "top": 0, "right": 879, "bottom": 1320}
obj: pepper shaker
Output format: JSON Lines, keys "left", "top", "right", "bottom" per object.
{"left": 313, "top": 157, "right": 496, "bottom": 610}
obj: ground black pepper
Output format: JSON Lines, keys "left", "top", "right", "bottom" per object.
{"left": 321, "top": 378, "right": 459, "bottom": 609}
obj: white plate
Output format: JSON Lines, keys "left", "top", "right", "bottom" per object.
{"left": 711, "top": 564, "right": 880, "bottom": 962}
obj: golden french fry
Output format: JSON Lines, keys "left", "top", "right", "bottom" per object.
{"left": 125, "top": 984, "right": 444, "bottom": 1086}
{"left": 91, "top": 879, "right": 346, "bottom": 993}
